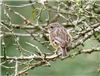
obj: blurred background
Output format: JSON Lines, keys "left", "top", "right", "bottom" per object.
{"left": 1, "top": 0, "right": 100, "bottom": 76}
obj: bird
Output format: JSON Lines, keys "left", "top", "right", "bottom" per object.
{"left": 46, "top": 22, "right": 72, "bottom": 58}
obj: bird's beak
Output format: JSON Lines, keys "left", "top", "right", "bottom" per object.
{"left": 45, "top": 27, "right": 48, "bottom": 30}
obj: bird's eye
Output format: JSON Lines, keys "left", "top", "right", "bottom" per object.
{"left": 51, "top": 26, "right": 53, "bottom": 29}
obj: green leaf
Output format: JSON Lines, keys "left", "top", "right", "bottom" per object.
{"left": 75, "top": 0, "right": 80, "bottom": 4}
{"left": 32, "top": 9, "right": 38, "bottom": 20}
{"left": 92, "top": 0, "right": 95, "bottom": 2}
{"left": 68, "top": 0, "right": 71, "bottom": 3}
{"left": 79, "top": 8, "right": 83, "bottom": 14}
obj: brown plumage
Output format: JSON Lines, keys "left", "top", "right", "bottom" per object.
{"left": 47, "top": 23, "right": 72, "bottom": 58}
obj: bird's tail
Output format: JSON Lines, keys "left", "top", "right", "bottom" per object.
{"left": 61, "top": 47, "right": 67, "bottom": 57}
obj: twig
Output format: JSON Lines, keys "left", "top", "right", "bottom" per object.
{"left": 26, "top": 42, "right": 43, "bottom": 56}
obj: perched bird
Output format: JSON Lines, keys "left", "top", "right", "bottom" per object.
{"left": 46, "top": 23, "right": 72, "bottom": 58}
